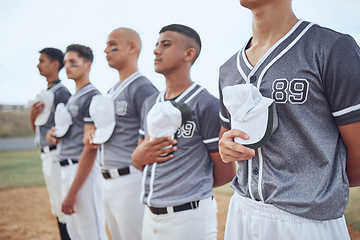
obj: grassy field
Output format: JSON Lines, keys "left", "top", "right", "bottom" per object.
{"left": 0, "top": 149, "right": 44, "bottom": 189}
{"left": 0, "top": 110, "right": 33, "bottom": 138}
{"left": 0, "top": 149, "right": 359, "bottom": 231}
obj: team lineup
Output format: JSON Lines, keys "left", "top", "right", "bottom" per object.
{"left": 29, "top": 0, "right": 360, "bottom": 240}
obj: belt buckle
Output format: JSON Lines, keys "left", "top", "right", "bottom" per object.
{"left": 101, "top": 169, "right": 111, "bottom": 179}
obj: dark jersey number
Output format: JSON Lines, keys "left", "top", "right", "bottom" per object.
{"left": 272, "top": 78, "right": 309, "bottom": 104}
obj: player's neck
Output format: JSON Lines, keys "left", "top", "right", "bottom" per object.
{"left": 74, "top": 75, "right": 90, "bottom": 91}
{"left": 164, "top": 71, "right": 193, "bottom": 100}
{"left": 246, "top": 5, "right": 298, "bottom": 66}
{"left": 45, "top": 73, "right": 59, "bottom": 84}
{"left": 118, "top": 64, "right": 138, "bottom": 82}
{"left": 251, "top": 4, "right": 298, "bottom": 47}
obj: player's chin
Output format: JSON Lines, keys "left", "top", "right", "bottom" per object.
{"left": 154, "top": 65, "right": 164, "bottom": 74}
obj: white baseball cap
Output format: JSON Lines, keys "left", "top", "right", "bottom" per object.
{"left": 89, "top": 94, "right": 116, "bottom": 144}
{"left": 146, "top": 101, "right": 192, "bottom": 140}
{"left": 34, "top": 90, "right": 54, "bottom": 126}
{"left": 54, "top": 103, "right": 73, "bottom": 137}
{"left": 222, "top": 84, "right": 277, "bottom": 149}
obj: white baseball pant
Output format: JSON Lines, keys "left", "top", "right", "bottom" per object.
{"left": 103, "top": 165, "right": 144, "bottom": 240}
{"left": 61, "top": 160, "right": 108, "bottom": 240}
{"left": 142, "top": 196, "right": 218, "bottom": 240}
{"left": 224, "top": 192, "right": 350, "bottom": 240}
{"left": 40, "top": 147, "right": 65, "bottom": 223}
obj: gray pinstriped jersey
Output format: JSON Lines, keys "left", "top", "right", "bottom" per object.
{"left": 139, "top": 83, "right": 220, "bottom": 207}
{"left": 99, "top": 73, "right": 158, "bottom": 169}
{"left": 59, "top": 83, "right": 100, "bottom": 160}
{"left": 37, "top": 81, "right": 71, "bottom": 147}
{"left": 219, "top": 20, "right": 360, "bottom": 221}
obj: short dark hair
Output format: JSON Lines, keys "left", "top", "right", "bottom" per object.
{"left": 159, "top": 24, "right": 202, "bottom": 63}
{"left": 66, "top": 44, "right": 94, "bottom": 62}
{"left": 39, "top": 47, "right": 64, "bottom": 71}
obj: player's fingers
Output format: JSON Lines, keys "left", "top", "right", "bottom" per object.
{"left": 156, "top": 145, "right": 177, "bottom": 156}
{"left": 150, "top": 136, "right": 173, "bottom": 146}
{"left": 156, "top": 154, "right": 174, "bottom": 163}
{"left": 224, "top": 128, "right": 249, "bottom": 141}
{"left": 155, "top": 140, "right": 177, "bottom": 150}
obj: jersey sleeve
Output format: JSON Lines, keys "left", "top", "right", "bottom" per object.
{"left": 199, "top": 95, "right": 221, "bottom": 153}
{"left": 81, "top": 91, "right": 99, "bottom": 124}
{"left": 324, "top": 34, "right": 360, "bottom": 126}
{"left": 54, "top": 87, "right": 71, "bottom": 106}
{"left": 133, "top": 82, "right": 158, "bottom": 116}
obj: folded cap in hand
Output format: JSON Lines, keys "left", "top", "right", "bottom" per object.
{"left": 34, "top": 90, "right": 54, "bottom": 126}
{"left": 54, "top": 103, "right": 73, "bottom": 137}
{"left": 89, "top": 94, "right": 116, "bottom": 144}
{"left": 223, "top": 84, "right": 277, "bottom": 149}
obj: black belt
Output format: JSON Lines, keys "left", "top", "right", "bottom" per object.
{"left": 41, "top": 145, "right": 57, "bottom": 153}
{"left": 59, "top": 159, "right": 78, "bottom": 166}
{"left": 149, "top": 200, "right": 200, "bottom": 215}
{"left": 102, "top": 167, "right": 130, "bottom": 179}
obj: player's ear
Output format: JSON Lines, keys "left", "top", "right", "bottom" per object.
{"left": 52, "top": 60, "right": 60, "bottom": 71}
{"left": 184, "top": 48, "right": 196, "bottom": 63}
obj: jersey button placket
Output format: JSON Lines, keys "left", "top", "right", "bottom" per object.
{"left": 250, "top": 75, "right": 257, "bottom": 83}
{"left": 253, "top": 167, "right": 259, "bottom": 175}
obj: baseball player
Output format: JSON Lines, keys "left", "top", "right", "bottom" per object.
{"left": 218, "top": 0, "right": 360, "bottom": 239}
{"left": 30, "top": 47, "right": 71, "bottom": 240}
{"left": 83, "top": 28, "right": 158, "bottom": 240}
{"left": 132, "top": 24, "right": 236, "bottom": 240}
{"left": 46, "top": 44, "right": 108, "bottom": 240}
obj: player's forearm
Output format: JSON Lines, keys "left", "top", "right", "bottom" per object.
{"left": 68, "top": 146, "right": 97, "bottom": 195}
{"left": 347, "top": 152, "right": 360, "bottom": 187}
{"left": 210, "top": 152, "right": 236, "bottom": 187}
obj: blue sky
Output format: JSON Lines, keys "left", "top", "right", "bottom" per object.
{"left": 0, "top": 0, "right": 359, "bottom": 105}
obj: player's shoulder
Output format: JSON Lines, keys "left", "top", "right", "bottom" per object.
{"left": 142, "top": 92, "right": 158, "bottom": 109}
{"left": 220, "top": 51, "right": 239, "bottom": 74}
{"left": 193, "top": 86, "right": 219, "bottom": 110}
{"left": 307, "top": 22, "right": 356, "bottom": 47}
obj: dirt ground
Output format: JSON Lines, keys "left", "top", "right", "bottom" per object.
{"left": 0, "top": 187, "right": 359, "bottom": 240}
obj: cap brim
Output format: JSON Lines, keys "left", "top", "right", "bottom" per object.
{"left": 92, "top": 122, "right": 116, "bottom": 144}
{"left": 233, "top": 102, "right": 275, "bottom": 149}
{"left": 34, "top": 111, "right": 51, "bottom": 126}
{"left": 56, "top": 125, "right": 71, "bottom": 138}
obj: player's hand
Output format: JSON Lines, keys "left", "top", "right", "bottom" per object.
{"left": 46, "top": 127, "right": 59, "bottom": 145}
{"left": 30, "top": 101, "right": 44, "bottom": 122}
{"left": 62, "top": 191, "right": 77, "bottom": 215}
{"left": 219, "top": 129, "right": 256, "bottom": 163}
{"left": 132, "top": 135, "right": 177, "bottom": 170}
{"left": 82, "top": 126, "right": 98, "bottom": 150}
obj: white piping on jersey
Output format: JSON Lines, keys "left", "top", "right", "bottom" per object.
{"left": 83, "top": 117, "right": 92, "bottom": 122}
{"left": 257, "top": 22, "right": 314, "bottom": 88}
{"left": 332, "top": 103, "right": 360, "bottom": 117}
{"left": 257, "top": 148, "right": 265, "bottom": 202}
{"left": 242, "top": 47, "right": 253, "bottom": 71}
{"left": 99, "top": 143, "right": 105, "bottom": 167}
{"left": 157, "top": 82, "right": 198, "bottom": 103}
{"left": 49, "top": 82, "right": 64, "bottom": 93}
{"left": 184, "top": 86, "right": 204, "bottom": 104}
{"left": 147, "top": 162, "right": 157, "bottom": 206}
{"left": 239, "top": 20, "right": 303, "bottom": 84}
{"left": 67, "top": 84, "right": 97, "bottom": 107}
{"left": 109, "top": 71, "right": 142, "bottom": 100}
{"left": 236, "top": 50, "right": 247, "bottom": 81}
{"left": 140, "top": 165, "right": 149, "bottom": 203}
{"left": 219, "top": 112, "right": 230, "bottom": 123}
{"left": 248, "top": 159, "right": 255, "bottom": 200}
{"left": 203, "top": 137, "right": 219, "bottom": 144}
